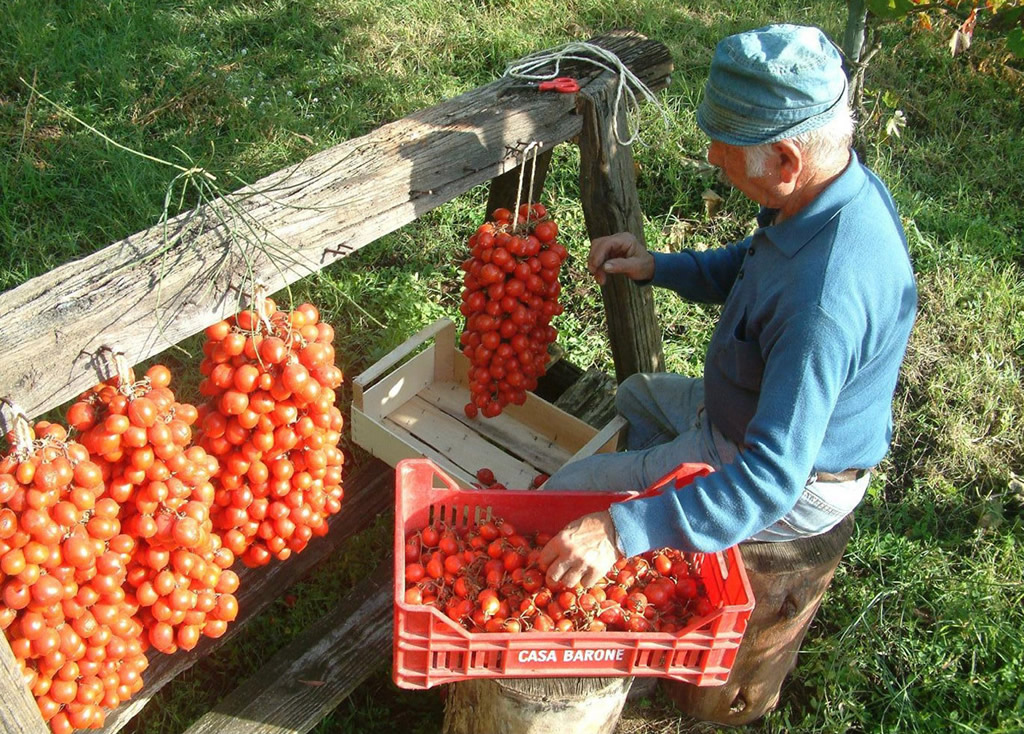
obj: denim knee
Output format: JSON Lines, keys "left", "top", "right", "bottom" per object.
{"left": 614, "top": 373, "right": 648, "bottom": 416}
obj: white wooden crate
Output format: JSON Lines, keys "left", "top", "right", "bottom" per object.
{"left": 351, "top": 318, "right": 625, "bottom": 489}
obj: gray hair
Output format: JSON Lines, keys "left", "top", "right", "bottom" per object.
{"left": 744, "top": 102, "right": 856, "bottom": 177}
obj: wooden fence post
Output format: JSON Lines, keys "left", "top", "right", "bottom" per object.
{"left": 577, "top": 80, "right": 664, "bottom": 383}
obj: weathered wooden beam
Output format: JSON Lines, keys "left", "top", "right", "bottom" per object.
{"left": 95, "top": 458, "right": 395, "bottom": 734}
{"left": 0, "top": 30, "right": 671, "bottom": 420}
{"left": 577, "top": 73, "right": 665, "bottom": 381}
{"left": 181, "top": 560, "right": 391, "bottom": 734}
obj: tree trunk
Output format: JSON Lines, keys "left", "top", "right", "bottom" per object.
{"left": 661, "top": 513, "right": 855, "bottom": 725}
{"left": 842, "top": 0, "right": 875, "bottom": 161}
{"left": 443, "top": 676, "right": 632, "bottom": 734}
{"left": 842, "top": 0, "right": 868, "bottom": 67}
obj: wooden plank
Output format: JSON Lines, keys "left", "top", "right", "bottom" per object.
{"left": 577, "top": 73, "right": 665, "bottom": 382}
{"left": 426, "top": 363, "right": 600, "bottom": 455}
{"left": 387, "top": 396, "right": 542, "bottom": 486}
{"left": 181, "top": 560, "right": 392, "bottom": 734}
{"left": 358, "top": 346, "right": 438, "bottom": 422}
{"left": 351, "top": 405, "right": 478, "bottom": 488}
{"left": 0, "top": 31, "right": 672, "bottom": 420}
{"left": 417, "top": 381, "right": 582, "bottom": 468}
{"left": 0, "top": 633, "right": 48, "bottom": 734}
{"left": 95, "top": 458, "right": 395, "bottom": 734}
{"left": 444, "top": 348, "right": 601, "bottom": 451}
{"left": 554, "top": 366, "right": 620, "bottom": 428}
{"left": 352, "top": 318, "right": 453, "bottom": 401}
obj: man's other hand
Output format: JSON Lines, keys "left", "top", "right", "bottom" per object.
{"left": 539, "top": 510, "right": 622, "bottom": 590}
{"left": 588, "top": 232, "right": 655, "bottom": 285}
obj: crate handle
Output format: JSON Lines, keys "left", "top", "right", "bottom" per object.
{"left": 352, "top": 318, "right": 455, "bottom": 410}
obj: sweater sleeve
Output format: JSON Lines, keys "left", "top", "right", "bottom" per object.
{"left": 609, "top": 306, "right": 856, "bottom": 554}
{"left": 649, "top": 240, "right": 749, "bottom": 305}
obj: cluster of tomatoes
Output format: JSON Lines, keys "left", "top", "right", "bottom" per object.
{"left": 196, "top": 300, "right": 345, "bottom": 568}
{"left": 402, "top": 515, "right": 717, "bottom": 635}
{"left": 0, "top": 298, "right": 344, "bottom": 732}
{"left": 459, "top": 204, "right": 567, "bottom": 419}
{"left": 0, "top": 421, "right": 149, "bottom": 733}
{"left": 68, "top": 365, "right": 238, "bottom": 656}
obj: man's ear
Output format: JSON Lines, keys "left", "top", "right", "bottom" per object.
{"left": 772, "top": 140, "right": 802, "bottom": 184}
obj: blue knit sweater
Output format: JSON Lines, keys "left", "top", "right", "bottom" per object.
{"left": 609, "top": 152, "right": 917, "bottom": 554}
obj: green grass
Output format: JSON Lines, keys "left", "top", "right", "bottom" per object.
{"left": 3, "top": 1, "right": 1024, "bottom": 733}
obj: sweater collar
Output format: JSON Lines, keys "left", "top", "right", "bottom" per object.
{"left": 757, "top": 148, "right": 867, "bottom": 257}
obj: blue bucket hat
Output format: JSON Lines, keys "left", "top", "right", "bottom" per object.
{"left": 696, "top": 24, "right": 848, "bottom": 146}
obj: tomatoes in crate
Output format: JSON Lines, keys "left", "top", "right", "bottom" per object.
{"left": 402, "top": 512, "right": 716, "bottom": 635}
{"left": 458, "top": 204, "right": 567, "bottom": 419}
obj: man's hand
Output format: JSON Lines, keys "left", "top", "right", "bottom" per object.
{"left": 539, "top": 510, "right": 622, "bottom": 590}
{"left": 588, "top": 232, "right": 655, "bottom": 286}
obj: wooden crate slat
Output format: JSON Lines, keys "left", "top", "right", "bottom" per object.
{"left": 94, "top": 458, "right": 395, "bottom": 734}
{"left": 357, "top": 345, "right": 439, "bottom": 422}
{"left": 0, "top": 31, "right": 671, "bottom": 420}
{"left": 451, "top": 353, "right": 600, "bottom": 449}
{"left": 414, "top": 382, "right": 576, "bottom": 472}
{"left": 351, "top": 319, "right": 453, "bottom": 409}
{"left": 386, "top": 396, "right": 541, "bottom": 487}
{"left": 181, "top": 561, "right": 391, "bottom": 734}
{"left": 352, "top": 406, "right": 478, "bottom": 488}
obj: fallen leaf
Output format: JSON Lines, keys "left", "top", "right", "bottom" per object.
{"left": 701, "top": 189, "right": 724, "bottom": 219}
{"left": 949, "top": 8, "right": 978, "bottom": 56}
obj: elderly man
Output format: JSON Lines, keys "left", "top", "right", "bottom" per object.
{"left": 540, "top": 24, "right": 918, "bottom": 590}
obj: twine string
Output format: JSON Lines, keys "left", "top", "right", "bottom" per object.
{"left": 503, "top": 41, "right": 671, "bottom": 147}
{"left": 511, "top": 141, "right": 542, "bottom": 232}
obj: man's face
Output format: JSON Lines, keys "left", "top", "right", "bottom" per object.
{"left": 706, "top": 140, "right": 777, "bottom": 208}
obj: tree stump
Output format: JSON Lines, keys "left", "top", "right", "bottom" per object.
{"left": 443, "top": 676, "right": 632, "bottom": 734}
{"left": 661, "top": 513, "right": 856, "bottom": 725}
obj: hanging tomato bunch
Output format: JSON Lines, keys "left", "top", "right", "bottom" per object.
{"left": 0, "top": 418, "right": 148, "bottom": 733}
{"left": 68, "top": 365, "right": 237, "bottom": 656}
{"left": 196, "top": 299, "right": 345, "bottom": 568}
{"left": 0, "top": 294, "right": 345, "bottom": 732}
{"left": 402, "top": 514, "right": 716, "bottom": 635}
{"left": 458, "top": 203, "right": 567, "bottom": 419}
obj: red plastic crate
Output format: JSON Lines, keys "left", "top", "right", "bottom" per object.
{"left": 393, "top": 458, "right": 755, "bottom": 690}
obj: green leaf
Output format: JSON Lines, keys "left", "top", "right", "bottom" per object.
{"left": 866, "top": 0, "right": 917, "bottom": 20}
{"left": 1008, "top": 28, "right": 1024, "bottom": 58}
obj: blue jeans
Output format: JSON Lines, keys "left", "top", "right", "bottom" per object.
{"left": 544, "top": 373, "right": 866, "bottom": 542}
